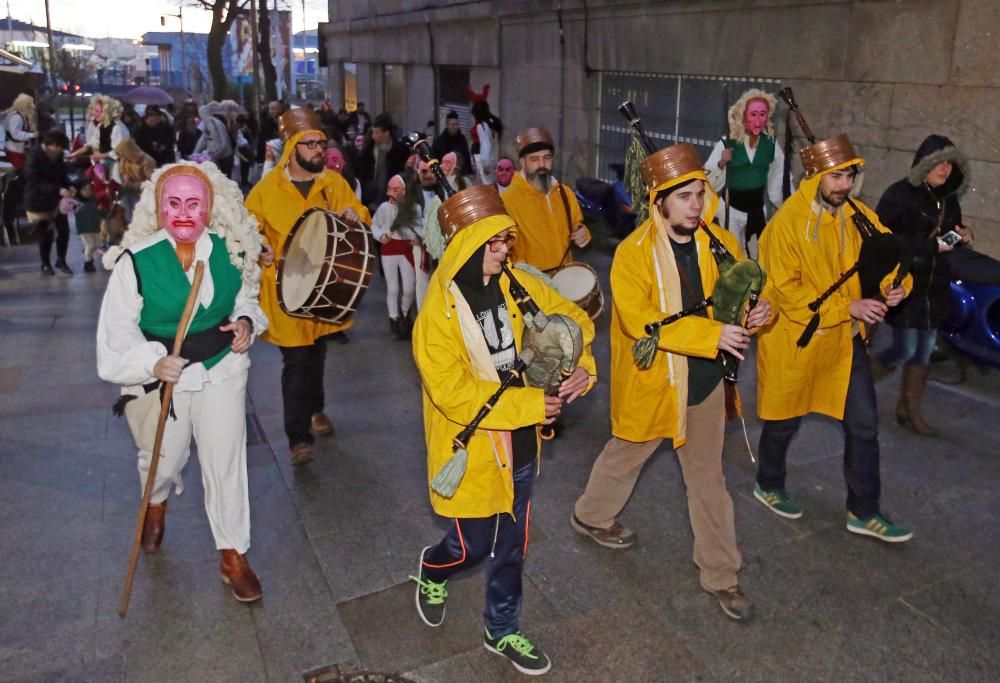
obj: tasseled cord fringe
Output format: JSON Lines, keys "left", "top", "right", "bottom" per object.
{"left": 632, "top": 322, "right": 661, "bottom": 370}
{"left": 430, "top": 443, "right": 468, "bottom": 498}
{"left": 797, "top": 312, "right": 821, "bottom": 347}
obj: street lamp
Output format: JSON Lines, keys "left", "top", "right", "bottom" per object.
{"left": 160, "top": 7, "right": 186, "bottom": 91}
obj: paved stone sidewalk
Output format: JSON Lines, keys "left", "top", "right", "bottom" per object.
{"left": 1, "top": 241, "right": 997, "bottom": 682}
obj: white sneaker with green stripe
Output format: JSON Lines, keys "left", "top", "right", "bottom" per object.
{"left": 484, "top": 628, "right": 551, "bottom": 676}
{"left": 846, "top": 512, "right": 913, "bottom": 543}
{"left": 753, "top": 484, "right": 803, "bottom": 519}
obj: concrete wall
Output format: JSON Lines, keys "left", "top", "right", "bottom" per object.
{"left": 323, "top": 0, "right": 1000, "bottom": 257}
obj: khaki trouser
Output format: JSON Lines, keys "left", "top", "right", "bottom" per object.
{"left": 574, "top": 383, "right": 741, "bottom": 591}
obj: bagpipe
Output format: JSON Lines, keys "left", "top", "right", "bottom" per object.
{"left": 406, "top": 136, "right": 584, "bottom": 497}
{"left": 776, "top": 87, "right": 911, "bottom": 347}
{"left": 618, "top": 101, "right": 765, "bottom": 383}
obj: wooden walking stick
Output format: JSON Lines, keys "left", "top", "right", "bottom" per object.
{"left": 117, "top": 260, "right": 206, "bottom": 618}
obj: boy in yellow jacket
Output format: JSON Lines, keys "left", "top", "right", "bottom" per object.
{"left": 572, "top": 143, "right": 771, "bottom": 622}
{"left": 411, "top": 185, "right": 596, "bottom": 676}
{"left": 753, "top": 134, "right": 914, "bottom": 543}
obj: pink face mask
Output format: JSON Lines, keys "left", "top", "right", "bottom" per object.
{"left": 743, "top": 100, "right": 769, "bottom": 137}
{"left": 159, "top": 174, "right": 210, "bottom": 243}
{"left": 441, "top": 152, "right": 457, "bottom": 177}
{"left": 495, "top": 159, "right": 515, "bottom": 187}
{"left": 325, "top": 147, "right": 344, "bottom": 173}
{"left": 386, "top": 175, "right": 405, "bottom": 204}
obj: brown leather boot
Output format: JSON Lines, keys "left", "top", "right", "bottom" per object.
{"left": 899, "top": 364, "right": 936, "bottom": 436}
{"left": 310, "top": 412, "right": 334, "bottom": 436}
{"left": 141, "top": 501, "right": 167, "bottom": 554}
{"left": 220, "top": 549, "right": 262, "bottom": 602}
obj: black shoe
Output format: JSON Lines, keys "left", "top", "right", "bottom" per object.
{"left": 41, "top": 264, "right": 55, "bottom": 276}
{"left": 389, "top": 317, "right": 401, "bottom": 339}
{"left": 84, "top": 261, "right": 96, "bottom": 273}
{"left": 484, "top": 628, "right": 551, "bottom": 676}
{"left": 409, "top": 546, "right": 447, "bottom": 627}
{"left": 55, "top": 261, "right": 72, "bottom": 274}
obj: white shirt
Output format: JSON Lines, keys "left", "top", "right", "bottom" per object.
{"left": 371, "top": 201, "right": 422, "bottom": 242}
{"left": 97, "top": 230, "right": 268, "bottom": 394}
{"left": 704, "top": 136, "right": 788, "bottom": 209}
{"left": 4, "top": 112, "right": 34, "bottom": 154}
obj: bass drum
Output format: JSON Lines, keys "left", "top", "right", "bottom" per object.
{"left": 550, "top": 262, "right": 604, "bottom": 320}
{"left": 276, "top": 208, "right": 376, "bottom": 325}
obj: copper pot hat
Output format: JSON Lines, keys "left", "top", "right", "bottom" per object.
{"left": 437, "top": 184, "right": 510, "bottom": 241}
{"left": 279, "top": 107, "right": 323, "bottom": 141}
{"left": 640, "top": 143, "right": 703, "bottom": 194}
{"left": 800, "top": 134, "right": 858, "bottom": 179}
{"left": 515, "top": 127, "right": 555, "bottom": 157}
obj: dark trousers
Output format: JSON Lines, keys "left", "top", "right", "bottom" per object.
{"left": 422, "top": 460, "right": 536, "bottom": 638}
{"left": 757, "top": 337, "right": 882, "bottom": 519}
{"left": 279, "top": 338, "right": 328, "bottom": 447}
{"left": 36, "top": 215, "right": 69, "bottom": 266}
{"left": 216, "top": 155, "right": 235, "bottom": 179}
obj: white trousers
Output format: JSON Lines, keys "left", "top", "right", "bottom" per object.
{"left": 382, "top": 253, "right": 416, "bottom": 319}
{"left": 714, "top": 201, "right": 758, "bottom": 260}
{"left": 136, "top": 370, "right": 251, "bottom": 553}
{"left": 414, "top": 244, "right": 430, "bottom": 311}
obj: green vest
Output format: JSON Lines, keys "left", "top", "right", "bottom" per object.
{"left": 724, "top": 135, "right": 775, "bottom": 191}
{"left": 131, "top": 233, "right": 242, "bottom": 370}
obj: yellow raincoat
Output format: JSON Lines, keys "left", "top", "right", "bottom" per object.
{"left": 245, "top": 130, "right": 370, "bottom": 347}
{"left": 413, "top": 216, "right": 597, "bottom": 518}
{"left": 502, "top": 171, "right": 588, "bottom": 271}
{"left": 609, "top": 173, "right": 747, "bottom": 445}
{"left": 756, "top": 159, "right": 912, "bottom": 421}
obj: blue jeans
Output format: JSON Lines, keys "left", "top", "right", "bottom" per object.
{"left": 422, "top": 460, "right": 536, "bottom": 638}
{"left": 756, "top": 337, "right": 882, "bottom": 519}
{"left": 877, "top": 327, "right": 938, "bottom": 367}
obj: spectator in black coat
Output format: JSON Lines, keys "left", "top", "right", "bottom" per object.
{"left": 25, "top": 130, "right": 75, "bottom": 275}
{"left": 356, "top": 113, "right": 410, "bottom": 212}
{"left": 431, "top": 110, "right": 473, "bottom": 180}
{"left": 874, "top": 134, "right": 972, "bottom": 436}
{"left": 135, "top": 106, "right": 177, "bottom": 167}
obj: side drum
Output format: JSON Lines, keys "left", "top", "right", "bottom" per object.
{"left": 550, "top": 262, "right": 604, "bottom": 320}
{"left": 276, "top": 208, "right": 376, "bottom": 325}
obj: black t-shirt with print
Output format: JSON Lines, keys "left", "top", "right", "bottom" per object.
{"left": 455, "top": 246, "right": 537, "bottom": 469}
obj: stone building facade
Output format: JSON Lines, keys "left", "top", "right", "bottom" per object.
{"left": 323, "top": 0, "right": 1000, "bottom": 257}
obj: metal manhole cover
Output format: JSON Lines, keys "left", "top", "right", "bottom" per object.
{"left": 302, "top": 664, "right": 416, "bottom": 683}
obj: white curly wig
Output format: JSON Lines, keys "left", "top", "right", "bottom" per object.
{"left": 103, "top": 161, "right": 262, "bottom": 290}
{"left": 86, "top": 94, "right": 123, "bottom": 127}
{"left": 728, "top": 88, "right": 778, "bottom": 141}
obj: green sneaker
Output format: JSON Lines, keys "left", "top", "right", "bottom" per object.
{"left": 753, "top": 484, "right": 803, "bottom": 519}
{"left": 846, "top": 512, "right": 913, "bottom": 543}
{"left": 484, "top": 628, "right": 551, "bottom": 676}
{"left": 409, "top": 546, "right": 447, "bottom": 627}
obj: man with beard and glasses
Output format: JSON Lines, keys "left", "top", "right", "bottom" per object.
{"left": 245, "top": 108, "right": 370, "bottom": 466}
{"left": 571, "top": 144, "right": 771, "bottom": 622}
{"left": 501, "top": 128, "right": 591, "bottom": 272}
{"left": 753, "top": 134, "right": 914, "bottom": 543}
